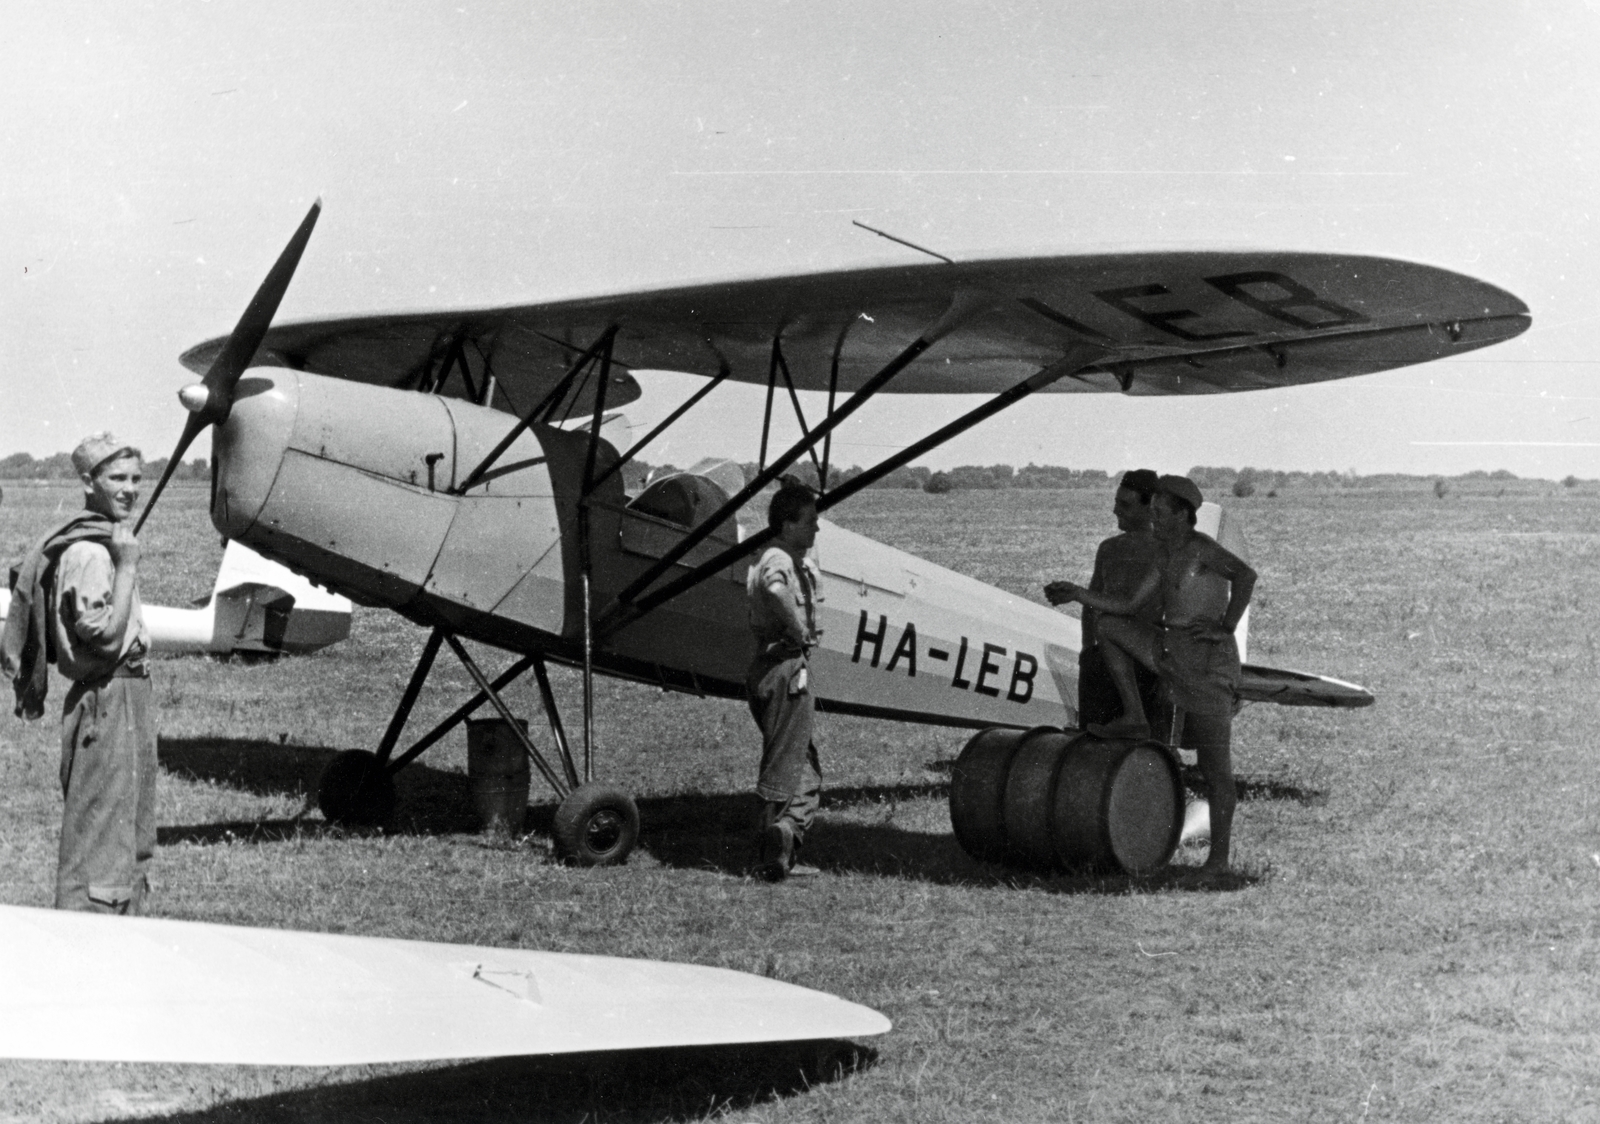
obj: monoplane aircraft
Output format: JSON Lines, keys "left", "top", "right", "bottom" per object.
{"left": 132, "top": 201, "right": 1527, "bottom": 865}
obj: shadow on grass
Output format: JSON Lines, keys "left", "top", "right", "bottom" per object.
{"left": 157, "top": 738, "right": 1274, "bottom": 893}
{"left": 123, "top": 1039, "right": 876, "bottom": 1124}
{"left": 157, "top": 736, "right": 483, "bottom": 842}
{"left": 632, "top": 782, "right": 1263, "bottom": 894}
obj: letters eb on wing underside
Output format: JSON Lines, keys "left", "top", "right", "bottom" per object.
{"left": 180, "top": 251, "right": 1530, "bottom": 402}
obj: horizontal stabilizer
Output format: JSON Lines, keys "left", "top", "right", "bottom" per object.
{"left": 1238, "top": 664, "right": 1375, "bottom": 708}
{"left": 0, "top": 904, "right": 890, "bottom": 1066}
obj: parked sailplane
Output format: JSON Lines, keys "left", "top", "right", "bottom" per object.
{"left": 0, "top": 903, "right": 891, "bottom": 1066}
{"left": 126, "top": 200, "right": 1525, "bottom": 871}
{"left": 0, "top": 538, "right": 352, "bottom": 658}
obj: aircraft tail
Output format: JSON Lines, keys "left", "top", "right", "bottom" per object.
{"left": 1197, "top": 500, "right": 1375, "bottom": 709}
{"left": 130, "top": 541, "right": 350, "bottom": 656}
{"left": 1, "top": 541, "right": 351, "bottom": 657}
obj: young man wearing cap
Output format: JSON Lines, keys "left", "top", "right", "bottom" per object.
{"left": 1050, "top": 474, "right": 1255, "bottom": 877}
{"left": 745, "top": 479, "right": 824, "bottom": 882}
{"left": 1, "top": 433, "right": 156, "bottom": 912}
{"left": 1045, "top": 469, "right": 1164, "bottom": 730}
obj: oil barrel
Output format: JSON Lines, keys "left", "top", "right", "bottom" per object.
{"left": 949, "top": 727, "right": 1028, "bottom": 863}
{"left": 1001, "top": 729, "right": 1077, "bottom": 870}
{"left": 1052, "top": 736, "right": 1182, "bottom": 874}
{"left": 950, "top": 726, "right": 1182, "bottom": 875}
{"left": 466, "top": 717, "right": 531, "bottom": 837}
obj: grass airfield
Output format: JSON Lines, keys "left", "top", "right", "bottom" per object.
{"left": 2, "top": 478, "right": 1598, "bottom": 1123}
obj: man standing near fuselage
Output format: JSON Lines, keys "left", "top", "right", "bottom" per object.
{"left": 745, "top": 480, "right": 824, "bottom": 882}
{"left": 1047, "top": 469, "right": 1163, "bottom": 730}
{"left": 2, "top": 434, "right": 157, "bottom": 912}
{"left": 1050, "top": 476, "right": 1255, "bottom": 878}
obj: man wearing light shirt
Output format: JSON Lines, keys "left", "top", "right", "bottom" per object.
{"left": 3, "top": 433, "right": 157, "bottom": 913}
{"left": 745, "top": 479, "right": 824, "bottom": 882}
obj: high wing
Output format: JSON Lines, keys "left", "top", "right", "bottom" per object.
{"left": 0, "top": 905, "right": 889, "bottom": 1066}
{"left": 180, "top": 252, "right": 1529, "bottom": 400}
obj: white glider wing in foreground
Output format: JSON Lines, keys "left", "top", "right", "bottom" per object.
{"left": 0, "top": 905, "right": 890, "bottom": 1066}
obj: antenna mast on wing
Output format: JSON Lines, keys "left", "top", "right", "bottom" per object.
{"left": 851, "top": 220, "right": 954, "bottom": 264}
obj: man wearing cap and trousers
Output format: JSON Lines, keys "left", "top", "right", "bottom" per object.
{"left": 1, "top": 433, "right": 156, "bottom": 913}
{"left": 1050, "top": 475, "right": 1255, "bottom": 879}
{"left": 745, "top": 479, "right": 824, "bottom": 882}
{"left": 1046, "top": 469, "right": 1164, "bottom": 730}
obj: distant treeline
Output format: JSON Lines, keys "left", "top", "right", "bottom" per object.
{"left": 642, "top": 460, "right": 1591, "bottom": 495}
{"left": 5, "top": 450, "right": 1588, "bottom": 494}
{"left": 636, "top": 462, "right": 1115, "bottom": 493}
{"left": 0, "top": 452, "right": 208, "bottom": 481}
{"left": 1187, "top": 465, "right": 1590, "bottom": 496}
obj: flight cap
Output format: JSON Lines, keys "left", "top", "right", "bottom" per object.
{"left": 72, "top": 432, "right": 141, "bottom": 477}
{"left": 1119, "top": 468, "right": 1159, "bottom": 498}
{"left": 1158, "top": 474, "right": 1203, "bottom": 512}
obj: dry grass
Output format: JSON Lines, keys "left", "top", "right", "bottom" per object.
{"left": 2, "top": 479, "right": 1598, "bottom": 1122}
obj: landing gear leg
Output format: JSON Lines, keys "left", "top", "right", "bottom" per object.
{"left": 317, "top": 628, "right": 444, "bottom": 826}
{"left": 315, "top": 625, "right": 639, "bottom": 864}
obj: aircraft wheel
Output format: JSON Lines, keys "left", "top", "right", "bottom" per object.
{"left": 317, "top": 750, "right": 396, "bottom": 827}
{"left": 553, "top": 783, "right": 640, "bottom": 866}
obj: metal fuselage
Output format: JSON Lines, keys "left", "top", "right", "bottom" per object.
{"left": 213, "top": 368, "right": 1083, "bottom": 729}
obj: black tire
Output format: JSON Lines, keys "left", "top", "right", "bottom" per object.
{"left": 317, "top": 750, "right": 396, "bottom": 827}
{"left": 553, "top": 783, "right": 640, "bottom": 866}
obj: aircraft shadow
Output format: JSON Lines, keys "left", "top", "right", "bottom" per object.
{"left": 634, "top": 781, "right": 1267, "bottom": 894}
{"left": 122, "top": 1039, "right": 876, "bottom": 1124}
{"left": 157, "top": 736, "right": 484, "bottom": 843}
{"left": 157, "top": 738, "right": 1301, "bottom": 893}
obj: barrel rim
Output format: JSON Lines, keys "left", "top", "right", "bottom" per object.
{"left": 1098, "top": 738, "right": 1183, "bottom": 874}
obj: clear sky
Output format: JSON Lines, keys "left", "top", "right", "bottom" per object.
{"left": 3, "top": 1, "right": 1597, "bottom": 479}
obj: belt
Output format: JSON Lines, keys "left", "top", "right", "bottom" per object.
{"left": 112, "top": 660, "right": 149, "bottom": 679}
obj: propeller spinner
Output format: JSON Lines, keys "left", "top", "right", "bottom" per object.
{"left": 135, "top": 199, "right": 322, "bottom": 534}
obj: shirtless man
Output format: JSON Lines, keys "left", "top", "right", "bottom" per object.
{"left": 1050, "top": 475, "right": 1255, "bottom": 876}
{"left": 1045, "top": 468, "right": 1162, "bottom": 730}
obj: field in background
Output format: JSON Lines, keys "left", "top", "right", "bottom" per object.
{"left": 1, "top": 479, "right": 1598, "bottom": 1122}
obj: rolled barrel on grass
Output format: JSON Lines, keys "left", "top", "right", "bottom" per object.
{"left": 949, "top": 726, "right": 1036, "bottom": 862}
{"left": 949, "top": 726, "right": 1183, "bottom": 875}
{"left": 1052, "top": 735, "right": 1182, "bottom": 874}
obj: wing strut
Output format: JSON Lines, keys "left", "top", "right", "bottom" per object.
{"left": 587, "top": 363, "right": 733, "bottom": 494}
{"left": 456, "top": 327, "right": 618, "bottom": 495}
{"left": 757, "top": 343, "right": 779, "bottom": 472}
{"left": 753, "top": 336, "right": 825, "bottom": 481}
{"left": 820, "top": 325, "right": 847, "bottom": 487}
{"left": 774, "top": 339, "right": 826, "bottom": 482}
{"left": 577, "top": 335, "right": 617, "bottom": 783}
{"left": 599, "top": 289, "right": 996, "bottom": 625}
{"left": 598, "top": 340, "right": 1107, "bottom": 639}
